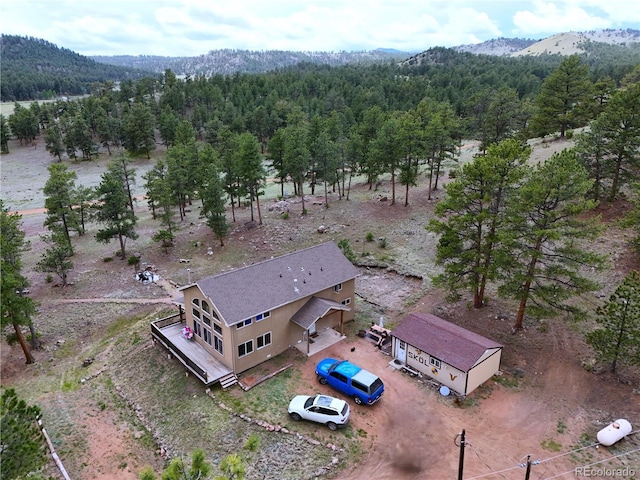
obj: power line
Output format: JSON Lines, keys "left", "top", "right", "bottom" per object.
{"left": 463, "top": 429, "right": 639, "bottom": 480}
{"left": 541, "top": 447, "right": 640, "bottom": 480}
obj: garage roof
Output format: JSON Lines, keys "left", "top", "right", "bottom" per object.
{"left": 391, "top": 312, "right": 502, "bottom": 372}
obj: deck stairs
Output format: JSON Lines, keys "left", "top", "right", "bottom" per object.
{"left": 219, "top": 373, "right": 238, "bottom": 389}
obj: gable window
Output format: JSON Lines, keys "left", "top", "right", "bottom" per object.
{"left": 341, "top": 298, "right": 351, "bottom": 306}
{"left": 201, "top": 301, "right": 210, "bottom": 313}
{"left": 192, "top": 299, "right": 200, "bottom": 307}
{"left": 257, "top": 332, "right": 272, "bottom": 349}
{"left": 238, "top": 340, "right": 253, "bottom": 357}
{"left": 202, "top": 314, "right": 211, "bottom": 327}
{"left": 193, "top": 321, "right": 201, "bottom": 337}
{"left": 255, "top": 311, "right": 271, "bottom": 322}
{"left": 334, "top": 283, "right": 342, "bottom": 293}
{"left": 236, "top": 318, "right": 252, "bottom": 329}
{"left": 429, "top": 357, "right": 441, "bottom": 369}
{"left": 213, "top": 323, "right": 222, "bottom": 335}
{"left": 192, "top": 308, "right": 200, "bottom": 319}
{"left": 203, "top": 328, "right": 212, "bottom": 345}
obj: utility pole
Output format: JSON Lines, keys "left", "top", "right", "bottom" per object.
{"left": 524, "top": 454, "right": 532, "bottom": 480}
{"left": 456, "top": 429, "right": 466, "bottom": 480}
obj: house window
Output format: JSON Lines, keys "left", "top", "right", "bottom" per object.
{"left": 429, "top": 357, "right": 441, "bottom": 369}
{"left": 214, "top": 335, "right": 223, "bottom": 355}
{"left": 257, "top": 332, "right": 272, "bottom": 349}
{"left": 238, "top": 340, "right": 253, "bottom": 357}
{"left": 202, "top": 314, "right": 211, "bottom": 327}
{"left": 203, "top": 328, "right": 212, "bottom": 345}
{"left": 193, "top": 320, "right": 201, "bottom": 337}
{"left": 255, "top": 311, "right": 271, "bottom": 322}
{"left": 341, "top": 298, "right": 351, "bottom": 306}
{"left": 192, "top": 308, "right": 200, "bottom": 319}
{"left": 334, "top": 283, "right": 342, "bottom": 293}
{"left": 192, "top": 299, "right": 200, "bottom": 307}
{"left": 236, "top": 318, "right": 252, "bottom": 329}
{"left": 213, "top": 323, "right": 222, "bottom": 335}
{"left": 201, "top": 301, "right": 210, "bottom": 313}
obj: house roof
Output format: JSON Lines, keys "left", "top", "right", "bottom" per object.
{"left": 193, "top": 242, "right": 360, "bottom": 326}
{"left": 391, "top": 312, "right": 502, "bottom": 372}
{"left": 291, "top": 297, "right": 350, "bottom": 329}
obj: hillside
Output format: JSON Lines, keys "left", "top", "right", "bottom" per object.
{"left": 454, "top": 28, "right": 640, "bottom": 57}
{"left": 511, "top": 29, "right": 640, "bottom": 56}
{"left": 0, "top": 35, "right": 155, "bottom": 102}
{"left": 91, "top": 48, "right": 413, "bottom": 76}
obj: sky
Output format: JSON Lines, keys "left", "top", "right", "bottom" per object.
{"left": 1, "top": 0, "right": 638, "bottom": 57}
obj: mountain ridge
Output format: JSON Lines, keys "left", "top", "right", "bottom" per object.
{"left": 90, "top": 28, "right": 640, "bottom": 75}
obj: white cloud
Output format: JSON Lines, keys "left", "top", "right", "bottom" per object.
{"left": 513, "top": 1, "right": 613, "bottom": 35}
{"left": 0, "top": 0, "right": 637, "bottom": 56}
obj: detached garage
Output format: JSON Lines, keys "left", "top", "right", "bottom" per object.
{"left": 391, "top": 312, "right": 503, "bottom": 396}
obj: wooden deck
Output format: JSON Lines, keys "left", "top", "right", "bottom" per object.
{"left": 152, "top": 320, "right": 232, "bottom": 385}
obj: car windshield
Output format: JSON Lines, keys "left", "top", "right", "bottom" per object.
{"left": 304, "top": 396, "right": 315, "bottom": 409}
{"left": 341, "top": 403, "right": 348, "bottom": 416}
{"left": 328, "top": 360, "right": 341, "bottom": 372}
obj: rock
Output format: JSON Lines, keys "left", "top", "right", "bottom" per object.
{"left": 317, "top": 225, "right": 328, "bottom": 233}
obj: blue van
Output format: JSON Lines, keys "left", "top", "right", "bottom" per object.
{"left": 315, "top": 358, "right": 384, "bottom": 405}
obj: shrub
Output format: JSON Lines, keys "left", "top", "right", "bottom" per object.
{"left": 103, "top": 257, "right": 113, "bottom": 263}
{"left": 365, "top": 232, "right": 374, "bottom": 242}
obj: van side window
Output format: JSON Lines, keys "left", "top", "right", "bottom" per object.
{"left": 351, "top": 380, "right": 368, "bottom": 393}
{"left": 331, "top": 372, "right": 348, "bottom": 383}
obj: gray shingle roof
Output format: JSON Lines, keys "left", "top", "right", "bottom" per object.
{"left": 291, "top": 297, "right": 350, "bottom": 329}
{"left": 391, "top": 312, "right": 502, "bottom": 372}
{"left": 195, "top": 242, "right": 360, "bottom": 326}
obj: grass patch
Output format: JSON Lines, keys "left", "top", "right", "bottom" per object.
{"left": 557, "top": 419, "right": 567, "bottom": 434}
{"left": 541, "top": 439, "right": 562, "bottom": 452}
{"left": 493, "top": 373, "right": 520, "bottom": 388}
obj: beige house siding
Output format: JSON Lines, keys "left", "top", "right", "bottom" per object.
{"left": 181, "top": 279, "right": 356, "bottom": 374}
{"left": 465, "top": 348, "right": 502, "bottom": 394}
{"left": 405, "top": 344, "right": 468, "bottom": 394}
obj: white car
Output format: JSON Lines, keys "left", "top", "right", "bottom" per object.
{"left": 287, "top": 394, "right": 350, "bottom": 430}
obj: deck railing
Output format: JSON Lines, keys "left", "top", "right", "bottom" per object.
{"left": 150, "top": 315, "right": 208, "bottom": 383}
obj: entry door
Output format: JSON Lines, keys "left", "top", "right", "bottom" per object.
{"left": 396, "top": 340, "right": 407, "bottom": 363}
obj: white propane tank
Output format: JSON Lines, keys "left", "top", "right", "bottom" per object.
{"left": 597, "top": 419, "right": 632, "bottom": 446}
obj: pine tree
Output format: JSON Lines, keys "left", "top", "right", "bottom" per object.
{"left": 529, "top": 55, "right": 593, "bottom": 138}
{"left": 201, "top": 159, "right": 229, "bottom": 247}
{"left": 1, "top": 388, "right": 48, "bottom": 479}
{"left": 498, "top": 149, "right": 607, "bottom": 330}
{"left": 94, "top": 168, "right": 139, "bottom": 259}
{"left": 0, "top": 114, "right": 11, "bottom": 154}
{"left": 34, "top": 231, "right": 74, "bottom": 287}
{"left": 586, "top": 270, "right": 640, "bottom": 373}
{"left": 427, "top": 139, "right": 530, "bottom": 307}
{"left": 43, "top": 163, "right": 80, "bottom": 250}
{"left": 0, "top": 201, "right": 38, "bottom": 364}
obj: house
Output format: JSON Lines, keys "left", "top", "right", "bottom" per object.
{"left": 390, "top": 312, "right": 502, "bottom": 396}
{"left": 151, "top": 242, "right": 361, "bottom": 386}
